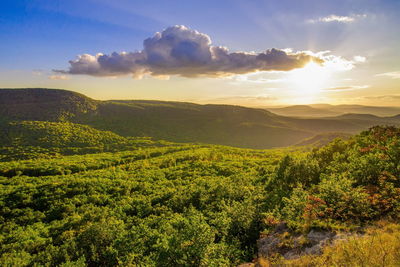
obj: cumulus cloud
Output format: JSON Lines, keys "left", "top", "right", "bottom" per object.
{"left": 55, "top": 25, "right": 352, "bottom": 79}
{"left": 308, "top": 14, "right": 367, "bottom": 24}
{"left": 375, "top": 71, "right": 400, "bottom": 79}
{"left": 48, "top": 74, "right": 70, "bottom": 80}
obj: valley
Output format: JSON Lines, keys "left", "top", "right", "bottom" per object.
{"left": 0, "top": 88, "right": 399, "bottom": 266}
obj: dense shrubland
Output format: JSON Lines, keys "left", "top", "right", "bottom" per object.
{"left": 0, "top": 125, "right": 399, "bottom": 266}
{"left": 265, "top": 126, "right": 400, "bottom": 233}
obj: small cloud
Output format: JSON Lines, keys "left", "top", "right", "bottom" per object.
{"left": 153, "top": 74, "right": 170, "bottom": 80}
{"left": 322, "top": 54, "right": 356, "bottom": 71}
{"left": 308, "top": 14, "right": 367, "bottom": 24}
{"left": 375, "top": 71, "right": 400, "bottom": 79}
{"left": 48, "top": 75, "right": 70, "bottom": 80}
{"left": 325, "top": 85, "right": 370, "bottom": 91}
{"left": 32, "top": 69, "right": 43, "bottom": 76}
{"left": 353, "top": 56, "right": 366, "bottom": 63}
{"left": 233, "top": 73, "right": 283, "bottom": 84}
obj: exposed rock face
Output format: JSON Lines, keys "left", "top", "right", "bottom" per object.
{"left": 257, "top": 223, "right": 353, "bottom": 260}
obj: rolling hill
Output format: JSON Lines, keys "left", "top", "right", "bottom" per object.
{"left": 1, "top": 88, "right": 399, "bottom": 149}
{"left": 0, "top": 88, "right": 98, "bottom": 121}
{"left": 0, "top": 120, "right": 175, "bottom": 161}
{"left": 0, "top": 120, "right": 126, "bottom": 148}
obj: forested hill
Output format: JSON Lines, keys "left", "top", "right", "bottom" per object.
{"left": 1, "top": 88, "right": 400, "bottom": 149}
{"left": 0, "top": 88, "right": 98, "bottom": 121}
{"left": 0, "top": 120, "right": 175, "bottom": 161}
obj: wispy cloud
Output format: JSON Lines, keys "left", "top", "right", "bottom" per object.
{"left": 364, "top": 95, "right": 400, "bottom": 101}
{"left": 307, "top": 14, "right": 367, "bottom": 24}
{"left": 325, "top": 85, "right": 370, "bottom": 91}
{"left": 375, "top": 71, "right": 400, "bottom": 79}
{"left": 201, "top": 95, "right": 278, "bottom": 106}
{"left": 56, "top": 25, "right": 353, "bottom": 79}
{"left": 232, "top": 73, "right": 283, "bottom": 84}
{"left": 210, "top": 95, "right": 277, "bottom": 101}
{"left": 48, "top": 75, "right": 70, "bottom": 80}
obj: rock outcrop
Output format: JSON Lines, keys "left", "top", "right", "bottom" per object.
{"left": 257, "top": 222, "right": 354, "bottom": 260}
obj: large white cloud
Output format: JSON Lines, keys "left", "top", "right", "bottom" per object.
{"left": 56, "top": 25, "right": 347, "bottom": 79}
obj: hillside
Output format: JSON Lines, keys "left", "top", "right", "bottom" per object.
{"left": 79, "top": 100, "right": 313, "bottom": 148}
{"left": 0, "top": 88, "right": 98, "bottom": 121}
{"left": 295, "top": 132, "right": 352, "bottom": 147}
{"left": 0, "top": 120, "right": 126, "bottom": 147}
{"left": 0, "top": 126, "right": 399, "bottom": 266}
{"left": 0, "top": 120, "right": 172, "bottom": 161}
{"left": 1, "top": 88, "right": 399, "bottom": 149}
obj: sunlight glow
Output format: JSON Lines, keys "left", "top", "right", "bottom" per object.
{"left": 287, "top": 61, "right": 331, "bottom": 94}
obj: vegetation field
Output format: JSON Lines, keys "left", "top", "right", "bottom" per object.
{"left": 0, "top": 123, "right": 399, "bottom": 266}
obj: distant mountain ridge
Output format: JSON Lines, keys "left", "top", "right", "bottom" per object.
{"left": 266, "top": 105, "right": 340, "bottom": 117}
{"left": 1, "top": 88, "right": 399, "bottom": 149}
{"left": 267, "top": 103, "right": 400, "bottom": 117}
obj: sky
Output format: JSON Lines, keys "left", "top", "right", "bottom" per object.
{"left": 1, "top": 0, "right": 399, "bottom": 106}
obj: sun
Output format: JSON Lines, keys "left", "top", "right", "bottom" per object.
{"left": 287, "top": 61, "right": 330, "bottom": 95}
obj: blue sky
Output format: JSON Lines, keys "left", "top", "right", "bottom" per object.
{"left": 1, "top": 0, "right": 399, "bottom": 105}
